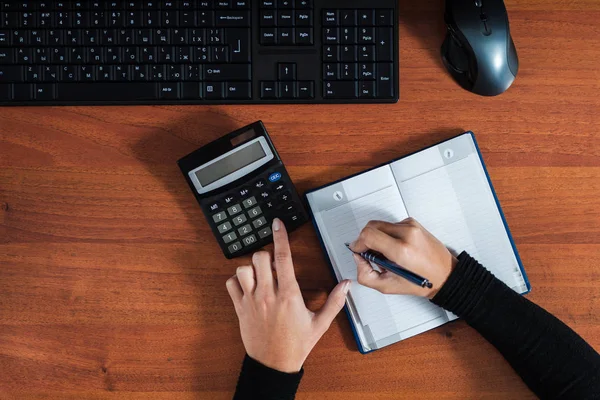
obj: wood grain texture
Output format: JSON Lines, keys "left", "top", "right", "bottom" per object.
{"left": 1, "top": 0, "right": 599, "bottom": 398}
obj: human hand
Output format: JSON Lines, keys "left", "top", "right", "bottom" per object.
{"left": 350, "top": 218, "right": 457, "bottom": 299}
{"left": 226, "top": 218, "right": 351, "bottom": 373}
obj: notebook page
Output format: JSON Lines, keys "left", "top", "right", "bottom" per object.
{"left": 308, "top": 166, "right": 448, "bottom": 348}
{"left": 393, "top": 146, "right": 527, "bottom": 295}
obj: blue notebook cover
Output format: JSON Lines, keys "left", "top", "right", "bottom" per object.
{"left": 304, "top": 132, "right": 531, "bottom": 354}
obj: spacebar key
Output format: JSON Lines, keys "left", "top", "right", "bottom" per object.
{"left": 57, "top": 83, "right": 158, "bottom": 101}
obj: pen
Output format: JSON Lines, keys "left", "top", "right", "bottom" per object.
{"left": 345, "top": 243, "right": 433, "bottom": 289}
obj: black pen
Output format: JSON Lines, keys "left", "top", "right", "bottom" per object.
{"left": 345, "top": 243, "right": 433, "bottom": 289}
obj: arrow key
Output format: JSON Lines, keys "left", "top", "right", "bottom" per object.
{"left": 278, "top": 81, "right": 297, "bottom": 99}
{"left": 278, "top": 63, "right": 296, "bottom": 81}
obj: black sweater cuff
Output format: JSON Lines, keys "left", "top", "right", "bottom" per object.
{"left": 233, "top": 355, "right": 303, "bottom": 400}
{"left": 431, "top": 251, "right": 501, "bottom": 317}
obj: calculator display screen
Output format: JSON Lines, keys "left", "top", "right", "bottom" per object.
{"left": 195, "top": 141, "right": 266, "bottom": 186}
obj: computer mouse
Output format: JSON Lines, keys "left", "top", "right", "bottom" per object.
{"left": 441, "top": 0, "right": 519, "bottom": 96}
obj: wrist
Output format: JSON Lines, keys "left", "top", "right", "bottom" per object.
{"left": 247, "top": 352, "right": 303, "bottom": 374}
{"left": 427, "top": 255, "right": 458, "bottom": 299}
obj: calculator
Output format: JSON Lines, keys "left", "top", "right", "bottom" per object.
{"left": 177, "top": 121, "right": 309, "bottom": 259}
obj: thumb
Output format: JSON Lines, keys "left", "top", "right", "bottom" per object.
{"left": 314, "top": 280, "right": 351, "bottom": 332}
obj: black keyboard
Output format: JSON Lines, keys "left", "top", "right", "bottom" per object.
{"left": 0, "top": 0, "right": 398, "bottom": 106}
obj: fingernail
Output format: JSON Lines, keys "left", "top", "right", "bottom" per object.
{"left": 273, "top": 218, "right": 281, "bottom": 231}
{"left": 349, "top": 240, "right": 356, "bottom": 249}
{"left": 342, "top": 280, "right": 351, "bottom": 294}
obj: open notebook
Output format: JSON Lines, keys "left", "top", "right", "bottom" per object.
{"left": 305, "top": 132, "right": 530, "bottom": 353}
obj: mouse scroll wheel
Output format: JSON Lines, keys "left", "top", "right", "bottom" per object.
{"left": 480, "top": 12, "right": 488, "bottom": 21}
{"left": 474, "top": 0, "right": 482, "bottom": 6}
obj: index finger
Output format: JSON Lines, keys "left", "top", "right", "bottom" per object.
{"left": 272, "top": 218, "right": 299, "bottom": 291}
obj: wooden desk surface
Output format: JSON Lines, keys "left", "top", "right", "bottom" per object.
{"left": 1, "top": 1, "right": 599, "bottom": 399}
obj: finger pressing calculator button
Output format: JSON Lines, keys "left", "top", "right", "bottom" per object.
{"left": 242, "top": 234, "right": 258, "bottom": 247}
{"left": 227, "top": 203, "right": 243, "bottom": 216}
{"left": 228, "top": 241, "right": 242, "bottom": 254}
{"left": 242, "top": 196, "right": 257, "bottom": 209}
{"left": 253, "top": 179, "right": 267, "bottom": 189}
{"left": 232, "top": 213, "right": 248, "bottom": 226}
{"left": 248, "top": 205, "right": 263, "bottom": 218}
{"left": 217, "top": 221, "right": 233, "bottom": 233}
{"left": 252, "top": 216, "right": 268, "bottom": 229}
{"left": 238, "top": 224, "right": 253, "bottom": 236}
{"left": 212, "top": 211, "right": 227, "bottom": 223}
{"left": 258, "top": 227, "right": 273, "bottom": 239}
{"left": 223, "top": 232, "right": 238, "bottom": 244}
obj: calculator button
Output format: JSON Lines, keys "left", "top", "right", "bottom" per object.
{"left": 212, "top": 211, "right": 227, "bottom": 223}
{"left": 265, "top": 201, "right": 276, "bottom": 210}
{"left": 232, "top": 213, "right": 248, "bottom": 226}
{"left": 239, "top": 187, "right": 251, "bottom": 198}
{"left": 273, "top": 183, "right": 286, "bottom": 192}
{"left": 242, "top": 234, "right": 258, "bottom": 247}
{"left": 242, "top": 196, "right": 258, "bottom": 209}
{"left": 248, "top": 206, "right": 263, "bottom": 218}
{"left": 282, "top": 203, "right": 296, "bottom": 214}
{"left": 224, "top": 195, "right": 237, "bottom": 205}
{"left": 252, "top": 216, "right": 268, "bottom": 229}
{"left": 254, "top": 179, "right": 267, "bottom": 189}
{"left": 279, "top": 191, "right": 291, "bottom": 203}
{"left": 228, "top": 241, "right": 242, "bottom": 254}
{"left": 238, "top": 224, "right": 253, "bottom": 236}
{"left": 217, "top": 221, "right": 233, "bottom": 233}
{"left": 222, "top": 232, "right": 238, "bottom": 244}
{"left": 258, "top": 191, "right": 271, "bottom": 200}
{"left": 268, "top": 172, "right": 282, "bottom": 182}
{"left": 208, "top": 202, "right": 220, "bottom": 212}
{"left": 258, "top": 227, "right": 273, "bottom": 239}
{"left": 283, "top": 214, "right": 301, "bottom": 225}
{"left": 227, "top": 203, "right": 243, "bottom": 216}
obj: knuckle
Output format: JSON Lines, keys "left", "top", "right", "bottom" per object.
{"left": 252, "top": 250, "right": 270, "bottom": 264}
{"left": 236, "top": 265, "right": 252, "bottom": 276}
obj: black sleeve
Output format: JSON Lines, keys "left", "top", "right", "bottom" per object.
{"left": 431, "top": 252, "right": 600, "bottom": 399}
{"left": 233, "top": 355, "right": 303, "bottom": 400}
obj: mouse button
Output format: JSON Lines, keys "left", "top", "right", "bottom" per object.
{"left": 507, "top": 36, "right": 519, "bottom": 75}
{"left": 445, "top": 35, "right": 469, "bottom": 72}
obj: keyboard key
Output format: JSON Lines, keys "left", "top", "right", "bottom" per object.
{"left": 297, "top": 81, "right": 314, "bottom": 98}
{"left": 324, "top": 81, "right": 357, "bottom": 99}
{"left": 182, "top": 82, "right": 202, "bottom": 99}
{"left": 340, "top": 45, "right": 357, "bottom": 62}
{"left": 359, "top": 63, "right": 375, "bottom": 80}
{"left": 0, "top": 65, "right": 22, "bottom": 82}
{"left": 359, "top": 81, "right": 376, "bottom": 98}
{"left": 295, "top": 10, "right": 311, "bottom": 26}
{"left": 204, "top": 64, "right": 251, "bottom": 81}
{"left": 228, "top": 28, "right": 251, "bottom": 62}
{"left": 359, "top": 27, "right": 375, "bottom": 44}
{"left": 232, "top": 213, "right": 248, "bottom": 226}
{"left": 278, "top": 0, "right": 293, "bottom": 8}
{"left": 222, "top": 232, "right": 238, "bottom": 244}
{"left": 376, "top": 62, "right": 394, "bottom": 98}
{"left": 237, "top": 224, "right": 252, "bottom": 236}
{"left": 261, "top": 0, "right": 276, "bottom": 7}
{"left": 295, "top": 0, "right": 312, "bottom": 8}
{"left": 323, "top": 10, "right": 338, "bottom": 26}
{"left": 159, "top": 82, "right": 179, "bottom": 99}
{"left": 0, "top": 84, "right": 11, "bottom": 101}
{"left": 341, "top": 63, "right": 357, "bottom": 80}
{"left": 13, "top": 83, "right": 32, "bottom": 101}
{"left": 341, "top": 27, "right": 356, "bottom": 44}
{"left": 260, "top": 10, "right": 276, "bottom": 26}
{"left": 358, "top": 45, "right": 375, "bottom": 61}
{"left": 215, "top": 10, "right": 250, "bottom": 27}
{"left": 242, "top": 234, "right": 257, "bottom": 247}
{"left": 295, "top": 27, "right": 312, "bottom": 45}
{"left": 56, "top": 83, "right": 158, "bottom": 101}
{"left": 341, "top": 10, "right": 357, "bottom": 26}
{"left": 217, "top": 221, "right": 233, "bottom": 234}
{"left": 278, "top": 63, "right": 296, "bottom": 80}
{"left": 323, "top": 45, "right": 339, "bottom": 62}
{"left": 226, "top": 82, "right": 251, "bottom": 99}
{"left": 323, "top": 63, "right": 338, "bottom": 80}
{"left": 228, "top": 241, "right": 242, "bottom": 254}
{"left": 260, "top": 28, "right": 277, "bottom": 45}
{"left": 257, "top": 227, "right": 272, "bottom": 239}
{"left": 376, "top": 27, "right": 393, "bottom": 61}
{"left": 277, "top": 10, "right": 294, "bottom": 26}
{"left": 261, "top": 81, "right": 277, "bottom": 99}
{"left": 278, "top": 27, "right": 293, "bottom": 45}
{"left": 358, "top": 9, "right": 375, "bottom": 26}
{"left": 204, "top": 81, "right": 224, "bottom": 99}
{"left": 227, "top": 203, "right": 243, "bottom": 216}
{"left": 278, "top": 81, "right": 296, "bottom": 99}
{"left": 323, "top": 27, "right": 339, "bottom": 44}
{"left": 376, "top": 9, "right": 394, "bottom": 26}
{"left": 252, "top": 216, "right": 268, "bottom": 229}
